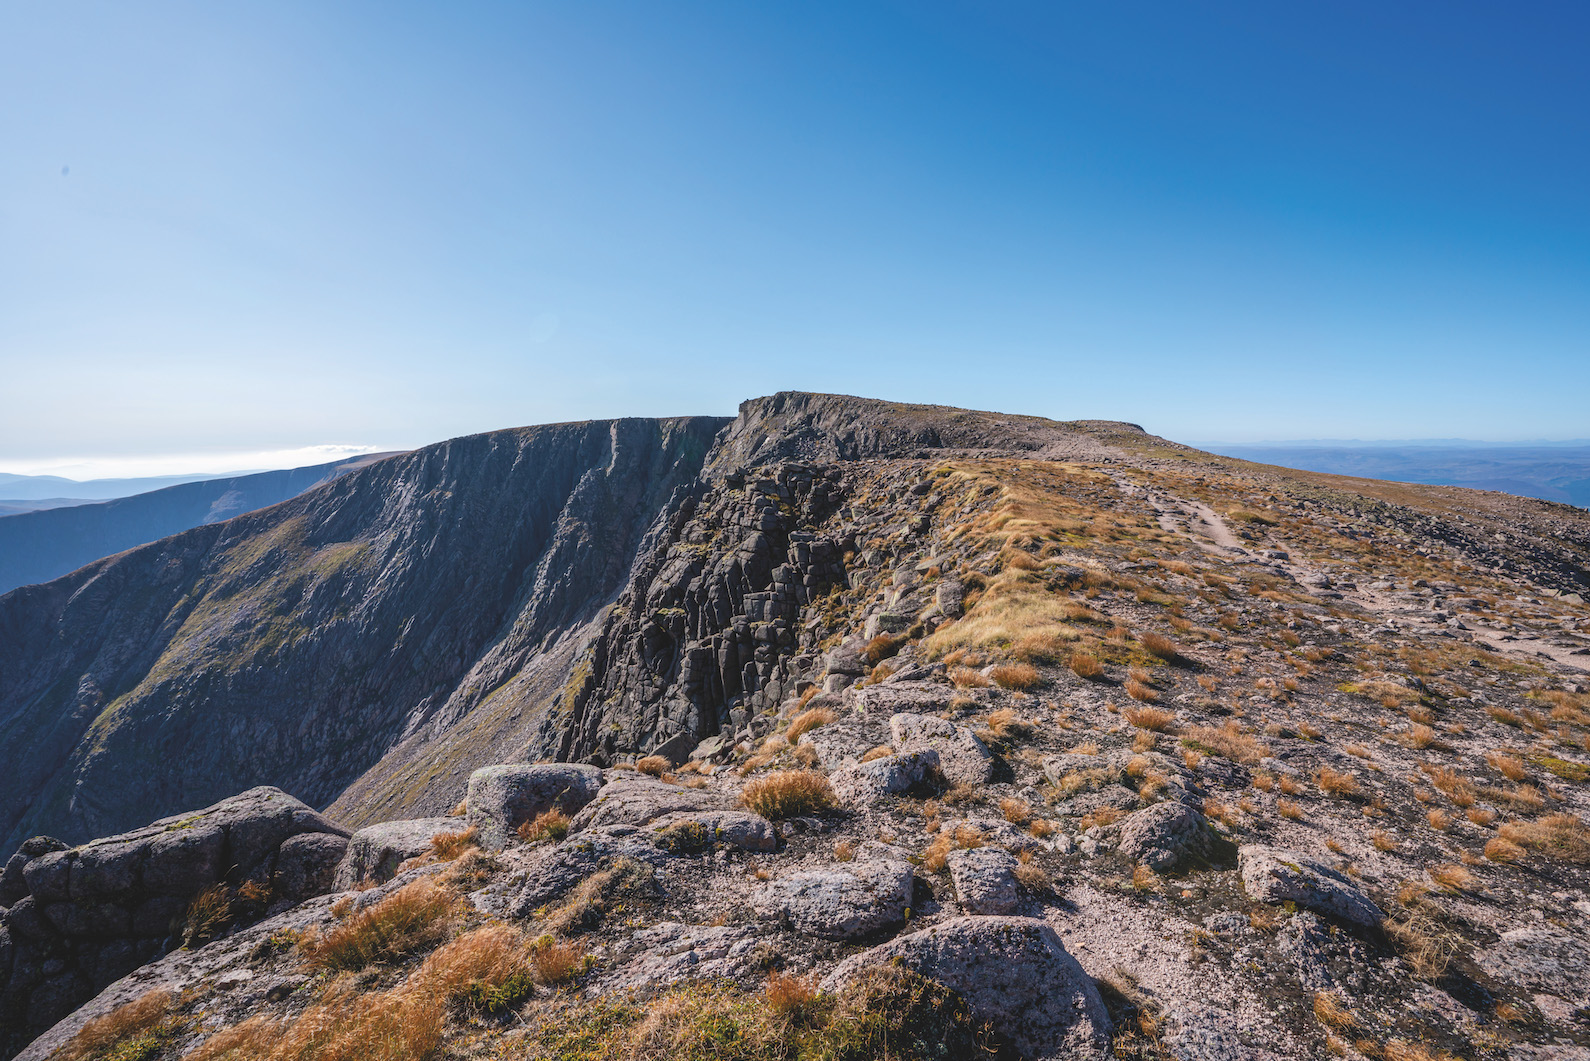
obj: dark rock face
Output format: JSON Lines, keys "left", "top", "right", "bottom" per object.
{"left": 0, "top": 787, "right": 348, "bottom": 1058}
{"left": 0, "top": 416, "right": 726, "bottom": 849}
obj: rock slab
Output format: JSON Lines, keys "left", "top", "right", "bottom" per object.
{"left": 332, "top": 817, "right": 464, "bottom": 889}
{"left": 821, "top": 916, "right": 1110, "bottom": 1060}
{"left": 465, "top": 763, "right": 605, "bottom": 850}
{"left": 1117, "top": 802, "right": 1214, "bottom": 871}
{"left": 889, "top": 712, "right": 994, "bottom": 785}
{"left": 1237, "top": 845, "right": 1384, "bottom": 926}
{"left": 754, "top": 857, "right": 914, "bottom": 940}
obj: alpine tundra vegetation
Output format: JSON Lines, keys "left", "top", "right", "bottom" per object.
{"left": 2, "top": 394, "right": 1589, "bottom": 1061}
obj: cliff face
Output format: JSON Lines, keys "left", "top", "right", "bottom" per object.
{"left": 0, "top": 416, "right": 726, "bottom": 849}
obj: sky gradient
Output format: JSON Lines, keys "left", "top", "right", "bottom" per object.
{"left": 4, "top": 1, "right": 1588, "bottom": 474}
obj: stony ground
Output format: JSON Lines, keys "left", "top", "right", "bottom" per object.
{"left": 13, "top": 447, "right": 1590, "bottom": 1061}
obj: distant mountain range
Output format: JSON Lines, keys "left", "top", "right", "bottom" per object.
{"left": 0, "top": 452, "right": 400, "bottom": 594}
{"left": 1199, "top": 442, "right": 1590, "bottom": 510}
{"left": 0, "top": 470, "right": 241, "bottom": 502}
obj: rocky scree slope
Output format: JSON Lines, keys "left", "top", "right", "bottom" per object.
{"left": 0, "top": 416, "right": 725, "bottom": 849}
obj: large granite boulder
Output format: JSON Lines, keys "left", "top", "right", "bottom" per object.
{"left": 1117, "top": 802, "right": 1214, "bottom": 872}
{"left": 568, "top": 776, "right": 724, "bottom": 834}
{"left": 889, "top": 713, "right": 993, "bottom": 785}
{"left": 331, "top": 816, "right": 465, "bottom": 889}
{"left": 754, "top": 855, "right": 914, "bottom": 940}
{"left": 821, "top": 916, "right": 1110, "bottom": 1060}
{"left": 830, "top": 749, "right": 940, "bottom": 806}
{"left": 465, "top": 763, "right": 605, "bottom": 850}
{"left": 0, "top": 787, "right": 348, "bottom": 1059}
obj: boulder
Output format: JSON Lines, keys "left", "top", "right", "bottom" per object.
{"left": 332, "top": 817, "right": 463, "bottom": 890}
{"left": 1116, "top": 802, "right": 1214, "bottom": 871}
{"left": 271, "top": 833, "right": 348, "bottom": 902}
{"left": 1237, "top": 845, "right": 1384, "bottom": 926}
{"left": 645, "top": 810, "right": 778, "bottom": 853}
{"left": 465, "top": 763, "right": 605, "bottom": 850}
{"left": 820, "top": 916, "right": 1110, "bottom": 1060}
{"left": 889, "top": 712, "right": 994, "bottom": 785}
{"left": 754, "top": 857, "right": 914, "bottom": 940}
{"left": 830, "top": 749, "right": 940, "bottom": 805}
{"left": 1475, "top": 925, "right": 1590, "bottom": 1007}
{"left": 568, "top": 776, "right": 724, "bottom": 834}
{"left": 946, "top": 848, "right": 1021, "bottom": 914}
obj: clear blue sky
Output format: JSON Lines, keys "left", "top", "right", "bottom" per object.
{"left": 4, "top": 1, "right": 1588, "bottom": 473}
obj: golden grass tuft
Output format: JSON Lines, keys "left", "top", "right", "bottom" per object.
{"left": 1069, "top": 652, "right": 1105, "bottom": 680}
{"left": 1483, "top": 836, "right": 1526, "bottom": 862}
{"left": 763, "top": 971, "right": 820, "bottom": 1018}
{"left": 298, "top": 878, "right": 455, "bottom": 973}
{"left": 186, "top": 981, "right": 445, "bottom": 1061}
{"left": 1277, "top": 799, "right": 1304, "bottom": 821}
{"left": 860, "top": 744, "right": 893, "bottom": 763}
{"left": 948, "top": 666, "right": 993, "bottom": 689}
{"left": 1011, "top": 633, "right": 1075, "bottom": 664}
{"left": 1140, "top": 632, "right": 1184, "bottom": 663}
{"left": 985, "top": 707, "right": 1033, "bottom": 740}
{"left": 518, "top": 808, "right": 571, "bottom": 844}
{"left": 1428, "top": 863, "right": 1474, "bottom": 893}
{"left": 57, "top": 989, "right": 186, "bottom": 1061}
{"left": 414, "top": 924, "right": 537, "bottom": 1012}
{"left": 1316, "top": 766, "right": 1360, "bottom": 799}
{"left": 786, "top": 707, "right": 838, "bottom": 742}
{"left": 1497, "top": 812, "right": 1590, "bottom": 863}
{"left": 1000, "top": 797, "right": 1032, "bottom": 826}
{"left": 429, "top": 825, "right": 479, "bottom": 861}
{"left": 1312, "top": 992, "right": 1356, "bottom": 1032}
{"left": 1484, "top": 750, "right": 1527, "bottom": 781}
{"left": 864, "top": 632, "right": 908, "bottom": 664}
{"left": 1181, "top": 722, "right": 1270, "bottom": 764}
{"left": 988, "top": 662, "right": 1040, "bottom": 690}
{"left": 636, "top": 755, "right": 670, "bottom": 777}
{"left": 1123, "top": 679, "right": 1158, "bottom": 703}
{"left": 1123, "top": 705, "right": 1174, "bottom": 731}
{"left": 739, "top": 770, "right": 836, "bottom": 819}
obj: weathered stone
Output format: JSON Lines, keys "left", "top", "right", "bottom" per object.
{"left": 1116, "top": 802, "right": 1213, "bottom": 871}
{"left": 272, "top": 832, "right": 349, "bottom": 901}
{"left": 141, "top": 825, "right": 226, "bottom": 895}
{"left": 465, "top": 763, "right": 606, "bottom": 851}
{"left": 1475, "top": 925, "right": 1590, "bottom": 1006}
{"left": 568, "top": 777, "right": 723, "bottom": 834}
{"left": 946, "top": 848, "right": 1021, "bottom": 914}
{"left": 1237, "top": 845, "right": 1384, "bottom": 926}
{"left": 20, "top": 851, "right": 71, "bottom": 905}
{"left": 645, "top": 810, "right": 778, "bottom": 853}
{"left": 186, "top": 787, "right": 350, "bottom": 876}
{"left": 754, "top": 857, "right": 914, "bottom": 940}
{"left": 332, "top": 817, "right": 463, "bottom": 890}
{"left": 830, "top": 749, "right": 940, "bottom": 805}
{"left": 888, "top": 712, "right": 993, "bottom": 785}
{"left": 820, "top": 916, "right": 1110, "bottom": 1060}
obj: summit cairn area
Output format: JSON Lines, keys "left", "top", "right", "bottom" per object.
{"left": 2, "top": 393, "right": 1589, "bottom": 1060}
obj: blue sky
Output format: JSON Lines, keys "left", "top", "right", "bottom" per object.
{"left": 3, "top": 1, "right": 1587, "bottom": 474}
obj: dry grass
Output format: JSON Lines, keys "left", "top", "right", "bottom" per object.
{"left": 1069, "top": 652, "right": 1105, "bottom": 680}
{"left": 518, "top": 808, "right": 571, "bottom": 843}
{"left": 414, "top": 924, "right": 537, "bottom": 1013}
{"left": 999, "top": 797, "right": 1032, "bottom": 826}
{"left": 529, "top": 935, "right": 588, "bottom": 985}
{"left": 1277, "top": 799, "right": 1304, "bottom": 821}
{"left": 1421, "top": 764, "right": 1477, "bottom": 808}
{"left": 1079, "top": 806, "right": 1125, "bottom": 830}
{"left": 1312, "top": 992, "right": 1356, "bottom": 1032}
{"left": 1426, "top": 809, "right": 1450, "bottom": 831}
{"left": 182, "top": 883, "right": 232, "bottom": 948}
{"left": 985, "top": 707, "right": 1033, "bottom": 740}
{"left": 1140, "top": 632, "right": 1185, "bottom": 663}
{"left": 1484, "top": 836, "right": 1527, "bottom": 862}
{"left": 786, "top": 707, "right": 838, "bottom": 742}
{"left": 429, "top": 826, "right": 479, "bottom": 861}
{"left": 739, "top": 770, "right": 837, "bottom": 819}
{"left": 298, "top": 878, "right": 455, "bottom": 973}
{"left": 186, "top": 980, "right": 445, "bottom": 1061}
{"left": 1123, "top": 705, "right": 1174, "bottom": 731}
{"left": 1497, "top": 812, "right": 1590, "bottom": 863}
{"left": 1011, "top": 632, "right": 1075, "bottom": 664}
{"left": 1181, "top": 722, "right": 1270, "bottom": 764}
{"left": 1428, "top": 864, "right": 1474, "bottom": 893}
{"left": 864, "top": 632, "right": 908, "bottom": 664}
{"left": 1371, "top": 830, "right": 1397, "bottom": 852}
{"left": 859, "top": 744, "right": 892, "bottom": 763}
{"left": 1123, "top": 679, "right": 1158, "bottom": 703}
{"left": 1316, "top": 767, "right": 1360, "bottom": 799}
{"left": 635, "top": 755, "right": 670, "bottom": 777}
{"left": 1484, "top": 750, "right": 1527, "bottom": 781}
{"left": 763, "top": 971, "right": 819, "bottom": 1017}
{"left": 988, "top": 662, "right": 1040, "bottom": 690}
{"left": 948, "top": 666, "right": 993, "bottom": 689}
{"left": 57, "top": 989, "right": 186, "bottom": 1061}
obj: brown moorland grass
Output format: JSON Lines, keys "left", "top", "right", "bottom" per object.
{"left": 518, "top": 808, "right": 571, "bottom": 843}
{"left": 428, "top": 826, "right": 479, "bottom": 861}
{"left": 58, "top": 989, "right": 186, "bottom": 1061}
{"left": 1123, "top": 679, "right": 1158, "bottom": 703}
{"left": 186, "top": 982, "right": 445, "bottom": 1061}
{"left": 740, "top": 770, "right": 837, "bottom": 819}
{"left": 1316, "top": 767, "right": 1361, "bottom": 799}
{"left": 864, "top": 632, "right": 908, "bottom": 664}
{"left": 298, "top": 878, "right": 456, "bottom": 973}
{"left": 414, "top": 924, "right": 537, "bottom": 1013}
{"left": 988, "top": 662, "right": 1039, "bottom": 690}
{"left": 1181, "top": 722, "right": 1270, "bottom": 765}
{"left": 1069, "top": 652, "right": 1105, "bottom": 680}
{"left": 1123, "top": 705, "right": 1175, "bottom": 731}
{"left": 985, "top": 707, "right": 1033, "bottom": 740}
{"left": 1497, "top": 813, "right": 1590, "bottom": 863}
{"left": 1140, "top": 632, "right": 1185, "bottom": 664}
{"left": 635, "top": 755, "right": 670, "bottom": 777}
{"left": 786, "top": 707, "right": 838, "bottom": 742}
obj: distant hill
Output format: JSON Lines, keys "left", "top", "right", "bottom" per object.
{"left": 0, "top": 453, "right": 400, "bottom": 594}
{"left": 1200, "top": 442, "right": 1590, "bottom": 509}
{"left": 0, "top": 470, "right": 229, "bottom": 501}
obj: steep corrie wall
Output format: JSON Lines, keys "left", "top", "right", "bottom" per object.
{"left": 0, "top": 416, "right": 727, "bottom": 849}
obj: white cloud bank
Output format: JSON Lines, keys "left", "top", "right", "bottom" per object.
{"left": 0, "top": 444, "right": 391, "bottom": 482}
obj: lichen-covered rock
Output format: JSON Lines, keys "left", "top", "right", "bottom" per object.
{"left": 645, "top": 810, "right": 778, "bottom": 853}
{"left": 1, "top": 787, "right": 349, "bottom": 1059}
{"left": 465, "top": 763, "right": 605, "bottom": 850}
{"left": 754, "top": 857, "right": 914, "bottom": 940}
{"left": 568, "top": 776, "right": 724, "bottom": 834}
{"left": 1237, "top": 845, "right": 1384, "bottom": 926}
{"left": 1117, "top": 802, "right": 1214, "bottom": 871}
{"left": 830, "top": 749, "right": 940, "bottom": 805}
{"left": 331, "top": 817, "right": 461, "bottom": 889}
{"left": 946, "top": 848, "right": 1021, "bottom": 914}
{"left": 820, "top": 916, "right": 1110, "bottom": 1060}
{"left": 1475, "top": 925, "right": 1590, "bottom": 1007}
{"left": 888, "top": 712, "right": 993, "bottom": 785}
